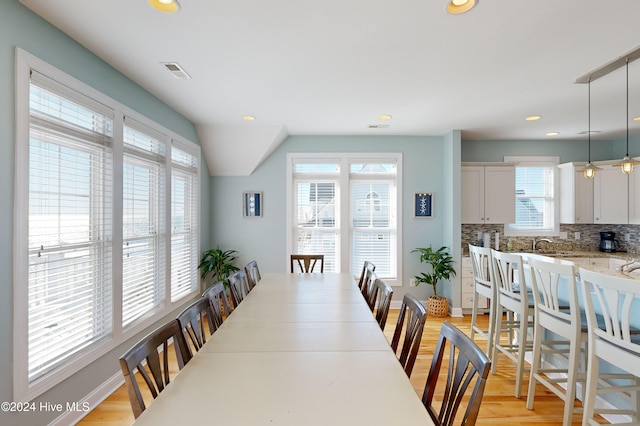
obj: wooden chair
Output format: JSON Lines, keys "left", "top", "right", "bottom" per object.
{"left": 176, "top": 297, "right": 216, "bottom": 356}
{"left": 119, "top": 319, "right": 192, "bottom": 419}
{"left": 369, "top": 278, "right": 393, "bottom": 330}
{"left": 227, "top": 270, "right": 251, "bottom": 308}
{"left": 526, "top": 257, "right": 584, "bottom": 426}
{"left": 468, "top": 244, "right": 497, "bottom": 358}
{"left": 391, "top": 293, "right": 428, "bottom": 377}
{"left": 245, "top": 260, "right": 261, "bottom": 290}
{"left": 290, "top": 254, "right": 324, "bottom": 273}
{"left": 490, "top": 249, "right": 534, "bottom": 398}
{"left": 202, "top": 281, "right": 231, "bottom": 327}
{"left": 579, "top": 268, "right": 640, "bottom": 426}
{"left": 421, "top": 321, "right": 492, "bottom": 426}
{"left": 357, "top": 260, "right": 376, "bottom": 290}
{"left": 360, "top": 262, "right": 377, "bottom": 309}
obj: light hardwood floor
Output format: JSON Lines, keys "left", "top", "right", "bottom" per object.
{"left": 78, "top": 312, "right": 589, "bottom": 425}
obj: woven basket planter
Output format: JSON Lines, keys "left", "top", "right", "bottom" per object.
{"left": 427, "top": 295, "right": 449, "bottom": 317}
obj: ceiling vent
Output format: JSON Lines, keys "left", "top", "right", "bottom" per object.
{"left": 161, "top": 62, "right": 191, "bottom": 79}
{"left": 368, "top": 124, "right": 390, "bottom": 129}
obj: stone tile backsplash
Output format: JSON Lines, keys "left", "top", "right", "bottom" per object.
{"left": 461, "top": 223, "right": 640, "bottom": 254}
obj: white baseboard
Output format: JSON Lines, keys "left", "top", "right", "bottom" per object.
{"left": 49, "top": 370, "right": 124, "bottom": 426}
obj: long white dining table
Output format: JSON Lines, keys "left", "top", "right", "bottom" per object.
{"left": 132, "top": 272, "right": 433, "bottom": 425}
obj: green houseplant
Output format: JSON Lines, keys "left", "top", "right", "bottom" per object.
{"left": 412, "top": 245, "right": 456, "bottom": 317}
{"left": 198, "top": 247, "right": 240, "bottom": 289}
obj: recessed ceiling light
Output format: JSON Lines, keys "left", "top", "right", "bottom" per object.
{"left": 446, "top": 0, "right": 478, "bottom": 15}
{"left": 149, "top": 0, "right": 180, "bottom": 13}
{"left": 634, "top": 116, "right": 640, "bottom": 121}
{"left": 525, "top": 115, "right": 541, "bottom": 121}
{"left": 377, "top": 115, "right": 392, "bottom": 121}
{"left": 242, "top": 115, "right": 256, "bottom": 121}
{"left": 546, "top": 132, "right": 559, "bottom": 136}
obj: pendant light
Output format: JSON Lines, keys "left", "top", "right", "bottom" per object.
{"left": 149, "top": 0, "right": 180, "bottom": 13}
{"left": 612, "top": 58, "right": 640, "bottom": 174}
{"left": 577, "top": 78, "right": 601, "bottom": 179}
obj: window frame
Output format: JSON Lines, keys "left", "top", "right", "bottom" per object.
{"left": 286, "top": 152, "right": 402, "bottom": 286}
{"left": 14, "top": 49, "right": 201, "bottom": 401}
{"left": 503, "top": 156, "right": 560, "bottom": 237}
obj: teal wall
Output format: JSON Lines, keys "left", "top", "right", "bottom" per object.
{"left": 210, "top": 134, "right": 460, "bottom": 303}
{"left": 461, "top": 136, "right": 640, "bottom": 163}
{"left": 0, "top": 2, "right": 208, "bottom": 424}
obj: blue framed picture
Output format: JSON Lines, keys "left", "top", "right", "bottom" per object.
{"left": 243, "top": 192, "right": 262, "bottom": 217}
{"left": 414, "top": 192, "right": 432, "bottom": 217}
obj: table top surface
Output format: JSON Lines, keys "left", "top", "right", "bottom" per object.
{"left": 133, "top": 272, "right": 432, "bottom": 425}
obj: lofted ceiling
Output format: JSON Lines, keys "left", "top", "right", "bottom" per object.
{"left": 19, "top": 0, "right": 640, "bottom": 176}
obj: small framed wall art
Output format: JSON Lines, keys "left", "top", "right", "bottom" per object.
{"left": 414, "top": 192, "right": 433, "bottom": 218}
{"left": 243, "top": 191, "right": 263, "bottom": 217}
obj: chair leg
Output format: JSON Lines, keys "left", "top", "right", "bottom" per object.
{"left": 486, "top": 297, "right": 496, "bottom": 359}
{"left": 581, "top": 347, "right": 598, "bottom": 426}
{"left": 526, "top": 321, "right": 542, "bottom": 410}
{"left": 491, "top": 307, "right": 503, "bottom": 375}
{"left": 562, "top": 340, "right": 579, "bottom": 426}
{"left": 515, "top": 313, "right": 529, "bottom": 399}
{"left": 470, "top": 290, "right": 478, "bottom": 341}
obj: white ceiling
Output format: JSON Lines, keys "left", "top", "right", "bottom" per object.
{"left": 19, "top": 0, "right": 640, "bottom": 176}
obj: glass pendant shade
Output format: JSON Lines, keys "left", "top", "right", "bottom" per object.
{"left": 612, "top": 59, "right": 638, "bottom": 174}
{"left": 149, "top": 0, "right": 180, "bottom": 13}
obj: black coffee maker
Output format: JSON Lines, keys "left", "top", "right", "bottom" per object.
{"left": 599, "top": 231, "right": 621, "bottom": 252}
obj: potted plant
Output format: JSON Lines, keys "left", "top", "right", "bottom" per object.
{"left": 198, "top": 247, "right": 240, "bottom": 289}
{"left": 412, "top": 245, "right": 457, "bottom": 317}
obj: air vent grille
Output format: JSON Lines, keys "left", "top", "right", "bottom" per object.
{"left": 368, "top": 124, "right": 389, "bottom": 129}
{"left": 161, "top": 62, "right": 191, "bottom": 79}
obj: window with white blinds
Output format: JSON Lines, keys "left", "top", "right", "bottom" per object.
{"left": 504, "top": 156, "right": 559, "bottom": 236}
{"left": 171, "top": 145, "right": 199, "bottom": 301}
{"left": 350, "top": 162, "right": 397, "bottom": 279}
{"left": 15, "top": 51, "right": 201, "bottom": 400}
{"left": 122, "top": 120, "right": 166, "bottom": 326}
{"left": 289, "top": 154, "right": 401, "bottom": 284}
{"left": 28, "top": 71, "right": 114, "bottom": 383}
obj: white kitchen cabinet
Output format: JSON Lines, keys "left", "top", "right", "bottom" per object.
{"left": 593, "top": 165, "right": 628, "bottom": 224}
{"left": 461, "top": 164, "right": 515, "bottom": 224}
{"left": 558, "top": 162, "right": 593, "bottom": 224}
{"left": 461, "top": 256, "right": 488, "bottom": 311}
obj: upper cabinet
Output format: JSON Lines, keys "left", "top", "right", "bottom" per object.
{"left": 461, "top": 164, "right": 515, "bottom": 224}
{"left": 558, "top": 163, "right": 593, "bottom": 224}
{"left": 593, "top": 165, "right": 628, "bottom": 224}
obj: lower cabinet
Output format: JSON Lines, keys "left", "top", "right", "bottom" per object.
{"left": 461, "top": 256, "right": 488, "bottom": 311}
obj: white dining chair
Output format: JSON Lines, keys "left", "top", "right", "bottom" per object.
{"left": 526, "top": 257, "right": 584, "bottom": 426}
{"left": 468, "top": 244, "right": 497, "bottom": 358}
{"left": 490, "top": 249, "right": 533, "bottom": 398}
{"left": 579, "top": 268, "right": 640, "bottom": 426}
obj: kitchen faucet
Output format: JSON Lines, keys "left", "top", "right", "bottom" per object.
{"left": 532, "top": 238, "right": 553, "bottom": 251}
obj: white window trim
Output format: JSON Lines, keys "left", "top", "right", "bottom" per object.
{"left": 503, "top": 156, "right": 560, "bottom": 237}
{"left": 286, "top": 152, "right": 402, "bottom": 286}
{"left": 13, "top": 48, "right": 200, "bottom": 401}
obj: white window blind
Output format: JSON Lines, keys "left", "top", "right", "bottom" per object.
{"left": 122, "top": 120, "right": 166, "bottom": 327}
{"left": 171, "top": 145, "right": 199, "bottom": 301}
{"left": 28, "top": 71, "right": 114, "bottom": 383}
{"left": 350, "top": 161, "right": 397, "bottom": 279}
{"left": 292, "top": 162, "right": 340, "bottom": 272}
{"left": 505, "top": 156, "right": 559, "bottom": 236}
